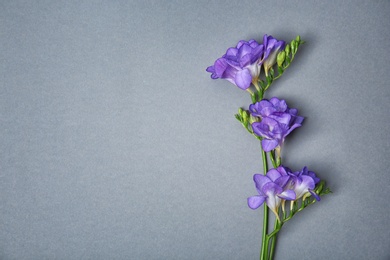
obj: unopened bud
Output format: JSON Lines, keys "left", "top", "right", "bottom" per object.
{"left": 295, "top": 35, "right": 301, "bottom": 43}
{"left": 238, "top": 107, "right": 244, "bottom": 117}
{"left": 315, "top": 180, "right": 325, "bottom": 194}
{"left": 285, "top": 44, "right": 290, "bottom": 56}
{"left": 277, "top": 51, "right": 286, "bottom": 67}
{"left": 242, "top": 110, "right": 248, "bottom": 122}
{"left": 291, "top": 40, "right": 297, "bottom": 53}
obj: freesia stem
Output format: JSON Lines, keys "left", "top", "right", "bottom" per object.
{"left": 260, "top": 149, "right": 268, "bottom": 260}
{"left": 268, "top": 219, "right": 281, "bottom": 259}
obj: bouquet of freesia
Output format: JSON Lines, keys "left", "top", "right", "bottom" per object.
{"left": 206, "top": 34, "right": 331, "bottom": 260}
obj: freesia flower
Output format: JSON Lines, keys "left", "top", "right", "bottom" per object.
{"left": 250, "top": 97, "right": 304, "bottom": 152}
{"left": 248, "top": 168, "right": 295, "bottom": 221}
{"left": 252, "top": 116, "right": 302, "bottom": 152}
{"left": 249, "top": 97, "right": 304, "bottom": 125}
{"left": 249, "top": 97, "right": 287, "bottom": 117}
{"left": 289, "top": 166, "right": 321, "bottom": 201}
{"left": 261, "top": 34, "right": 285, "bottom": 76}
{"left": 206, "top": 39, "right": 264, "bottom": 90}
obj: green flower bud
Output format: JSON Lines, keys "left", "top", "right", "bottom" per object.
{"left": 238, "top": 107, "right": 244, "bottom": 117}
{"left": 291, "top": 40, "right": 297, "bottom": 53}
{"left": 277, "top": 51, "right": 286, "bottom": 67}
{"left": 242, "top": 110, "right": 248, "bottom": 122}
{"left": 295, "top": 35, "right": 301, "bottom": 43}
{"left": 315, "top": 181, "right": 324, "bottom": 194}
{"left": 285, "top": 44, "right": 290, "bottom": 56}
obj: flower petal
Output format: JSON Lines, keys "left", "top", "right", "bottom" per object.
{"left": 248, "top": 195, "right": 266, "bottom": 209}
{"left": 253, "top": 174, "right": 271, "bottom": 194}
{"left": 261, "top": 139, "right": 279, "bottom": 152}
{"left": 266, "top": 169, "right": 282, "bottom": 182}
{"left": 274, "top": 175, "right": 291, "bottom": 188}
{"left": 234, "top": 69, "right": 252, "bottom": 90}
{"left": 309, "top": 189, "right": 321, "bottom": 201}
{"left": 278, "top": 189, "right": 296, "bottom": 200}
{"left": 214, "top": 58, "right": 228, "bottom": 77}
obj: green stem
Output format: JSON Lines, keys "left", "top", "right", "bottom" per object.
{"left": 260, "top": 149, "right": 269, "bottom": 260}
{"left": 268, "top": 219, "right": 281, "bottom": 259}
{"left": 269, "top": 151, "right": 277, "bottom": 168}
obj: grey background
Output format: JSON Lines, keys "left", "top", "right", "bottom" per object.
{"left": 1, "top": 1, "right": 389, "bottom": 259}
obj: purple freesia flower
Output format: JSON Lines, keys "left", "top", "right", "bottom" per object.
{"left": 284, "top": 166, "right": 321, "bottom": 201}
{"left": 206, "top": 39, "right": 264, "bottom": 90}
{"left": 248, "top": 168, "right": 295, "bottom": 221}
{"left": 252, "top": 116, "right": 302, "bottom": 152}
{"left": 250, "top": 97, "right": 304, "bottom": 152}
{"left": 249, "top": 97, "right": 288, "bottom": 118}
{"left": 262, "top": 34, "right": 285, "bottom": 76}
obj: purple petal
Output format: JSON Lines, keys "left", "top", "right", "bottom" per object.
{"left": 307, "top": 170, "right": 320, "bottom": 184}
{"left": 285, "top": 123, "right": 302, "bottom": 135}
{"left": 309, "top": 189, "right": 321, "bottom": 201}
{"left": 278, "top": 189, "right": 296, "bottom": 200}
{"left": 270, "top": 98, "right": 287, "bottom": 111}
{"left": 248, "top": 195, "right": 266, "bottom": 209}
{"left": 206, "top": 65, "right": 218, "bottom": 79}
{"left": 266, "top": 169, "right": 282, "bottom": 182}
{"left": 276, "top": 165, "right": 291, "bottom": 176}
{"left": 261, "top": 139, "right": 279, "bottom": 152}
{"left": 251, "top": 45, "right": 264, "bottom": 62}
{"left": 225, "top": 47, "right": 238, "bottom": 56}
{"left": 261, "top": 107, "right": 277, "bottom": 117}
{"left": 270, "top": 113, "right": 291, "bottom": 125}
{"left": 274, "top": 175, "right": 291, "bottom": 188}
{"left": 262, "top": 182, "right": 283, "bottom": 197}
{"left": 236, "top": 40, "right": 246, "bottom": 49}
{"left": 214, "top": 58, "right": 228, "bottom": 77}
{"left": 292, "top": 115, "right": 304, "bottom": 125}
{"left": 206, "top": 66, "right": 215, "bottom": 73}
{"left": 234, "top": 69, "right": 252, "bottom": 90}
{"left": 238, "top": 44, "right": 252, "bottom": 59}
{"left": 239, "top": 54, "right": 252, "bottom": 67}
{"left": 294, "top": 175, "right": 315, "bottom": 199}
{"left": 253, "top": 174, "right": 271, "bottom": 194}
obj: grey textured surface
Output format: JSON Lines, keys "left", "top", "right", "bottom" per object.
{"left": 1, "top": 1, "right": 390, "bottom": 259}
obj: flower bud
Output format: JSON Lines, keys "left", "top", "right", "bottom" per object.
{"left": 295, "top": 35, "right": 301, "bottom": 43}
{"left": 238, "top": 107, "right": 244, "bottom": 117}
{"left": 242, "top": 110, "right": 249, "bottom": 122}
{"left": 277, "top": 51, "right": 286, "bottom": 67}
{"left": 291, "top": 40, "right": 297, "bottom": 53}
{"left": 285, "top": 44, "right": 290, "bottom": 56}
{"left": 315, "top": 180, "right": 325, "bottom": 194}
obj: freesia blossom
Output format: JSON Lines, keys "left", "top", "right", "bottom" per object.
{"left": 252, "top": 117, "right": 302, "bottom": 152}
{"left": 287, "top": 166, "right": 321, "bottom": 201}
{"left": 249, "top": 97, "right": 304, "bottom": 125}
{"left": 261, "top": 34, "right": 285, "bottom": 76}
{"left": 248, "top": 168, "right": 295, "bottom": 221}
{"left": 250, "top": 97, "right": 304, "bottom": 152}
{"left": 206, "top": 39, "right": 264, "bottom": 90}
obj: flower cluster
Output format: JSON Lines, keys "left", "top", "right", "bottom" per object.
{"left": 206, "top": 34, "right": 330, "bottom": 259}
{"left": 248, "top": 166, "right": 321, "bottom": 220}
{"left": 250, "top": 97, "right": 304, "bottom": 152}
{"left": 206, "top": 35, "right": 285, "bottom": 90}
